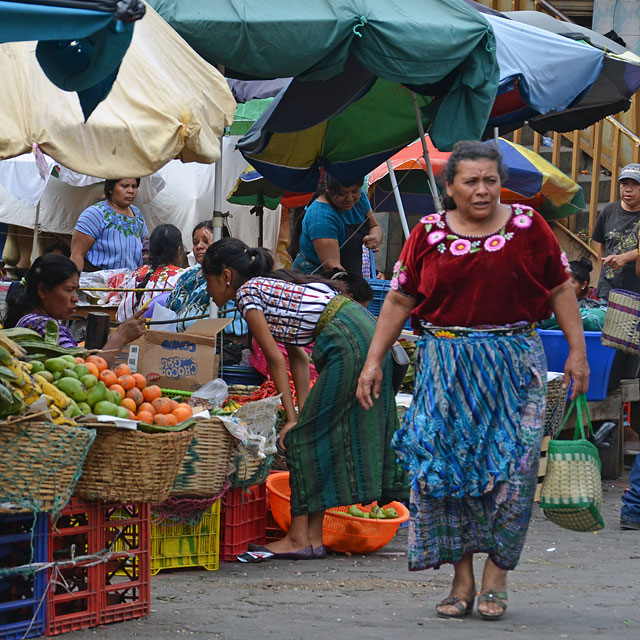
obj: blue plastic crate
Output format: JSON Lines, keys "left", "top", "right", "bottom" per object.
{"left": 537, "top": 329, "right": 616, "bottom": 401}
{"left": 0, "top": 512, "right": 47, "bottom": 640}
{"left": 366, "top": 279, "right": 412, "bottom": 331}
{"left": 220, "top": 365, "right": 265, "bottom": 386}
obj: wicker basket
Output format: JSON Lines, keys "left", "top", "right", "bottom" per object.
{"left": 229, "top": 452, "right": 274, "bottom": 489}
{"left": 0, "top": 417, "right": 96, "bottom": 516}
{"left": 544, "top": 376, "right": 569, "bottom": 437}
{"left": 602, "top": 289, "right": 640, "bottom": 355}
{"left": 74, "top": 425, "right": 193, "bottom": 503}
{"left": 171, "top": 417, "right": 235, "bottom": 498}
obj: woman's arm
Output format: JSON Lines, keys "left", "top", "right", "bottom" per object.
{"left": 312, "top": 238, "right": 343, "bottom": 271}
{"left": 99, "top": 309, "right": 146, "bottom": 367}
{"left": 285, "top": 344, "right": 310, "bottom": 410}
{"left": 548, "top": 279, "right": 590, "bottom": 399}
{"left": 70, "top": 230, "right": 95, "bottom": 272}
{"left": 363, "top": 209, "right": 383, "bottom": 252}
{"left": 357, "top": 289, "right": 415, "bottom": 409}
{"left": 244, "top": 308, "right": 297, "bottom": 449}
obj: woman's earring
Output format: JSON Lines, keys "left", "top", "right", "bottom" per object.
{"left": 226, "top": 282, "right": 231, "bottom": 287}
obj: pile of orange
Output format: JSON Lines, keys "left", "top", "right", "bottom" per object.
{"left": 76, "top": 357, "right": 193, "bottom": 425}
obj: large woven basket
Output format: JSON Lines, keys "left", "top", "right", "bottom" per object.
{"left": 544, "top": 376, "right": 569, "bottom": 437}
{"left": 171, "top": 417, "right": 235, "bottom": 498}
{"left": 0, "top": 417, "right": 96, "bottom": 517}
{"left": 74, "top": 425, "right": 193, "bottom": 503}
{"left": 602, "top": 289, "right": 640, "bottom": 355}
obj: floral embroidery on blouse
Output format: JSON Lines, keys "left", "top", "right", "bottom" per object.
{"left": 560, "top": 250, "right": 571, "bottom": 273}
{"left": 421, "top": 206, "right": 538, "bottom": 256}
{"left": 391, "top": 260, "right": 408, "bottom": 290}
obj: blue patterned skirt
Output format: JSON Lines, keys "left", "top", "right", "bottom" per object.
{"left": 392, "top": 324, "right": 547, "bottom": 571}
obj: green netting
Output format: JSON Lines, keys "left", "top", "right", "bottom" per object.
{"left": 0, "top": 419, "right": 96, "bottom": 520}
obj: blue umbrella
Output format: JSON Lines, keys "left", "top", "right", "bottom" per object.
{"left": 0, "top": 0, "right": 145, "bottom": 118}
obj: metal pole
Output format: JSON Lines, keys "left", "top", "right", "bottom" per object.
{"left": 30, "top": 203, "right": 40, "bottom": 265}
{"left": 410, "top": 92, "right": 443, "bottom": 212}
{"left": 386, "top": 160, "right": 410, "bottom": 240}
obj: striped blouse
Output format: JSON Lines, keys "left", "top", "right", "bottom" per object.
{"left": 75, "top": 200, "right": 148, "bottom": 271}
{"left": 235, "top": 277, "right": 336, "bottom": 345}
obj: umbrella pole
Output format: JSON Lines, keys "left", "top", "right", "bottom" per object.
{"left": 30, "top": 202, "right": 40, "bottom": 265}
{"left": 386, "top": 160, "right": 410, "bottom": 240}
{"left": 209, "top": 136, "right": 225, "bottom": 319}
{"left": 410, "top": 92, "right": 443, "bottom": 213}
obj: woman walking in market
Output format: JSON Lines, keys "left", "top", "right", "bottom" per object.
{"left": 356, "top": 140, "right": 589, "bottom": 620}
{"left": 202, "top": 238, "right": 406, "bottom": 560}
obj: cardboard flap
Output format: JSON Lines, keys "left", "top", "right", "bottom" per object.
{"left": 185, "top": 318, "right": 232, "bottom": 337}
{"left": 143, "top": 330, "right": 217, "bottom": 348}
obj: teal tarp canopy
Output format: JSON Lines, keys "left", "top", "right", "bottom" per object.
{"left": 0, "top": 0, "right": 145, "bottom": 118}
{"left": 149, "top": 0, "right": 499, "bottom": 149}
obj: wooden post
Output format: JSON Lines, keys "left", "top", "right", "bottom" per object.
{"left": 589, "top": 120, "right": 603, "bottom": 237}
{"left": 533, "top": 131, "right": 541, "bottom": 154}
{"left": 513, "top": 127, "right": 522, "bottom": 145}
{"left": 610, "top": 125, "right": 621, "bottom": 201}
{"left": 552, "top": 131, "right": 561, "bottom": 168}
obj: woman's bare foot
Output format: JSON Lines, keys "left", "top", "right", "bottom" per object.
{"left": 478, "top": 558, "right": 508, "bottom": 618}
{"left": 436, "top": 554, "right": 476, "bottom": 617}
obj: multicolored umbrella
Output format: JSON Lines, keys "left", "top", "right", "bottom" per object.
{"left": 227, "top": 167, "right": 310, "bottom": 210}
{"left": 368, "top": 137, "right": 585, "bottom": 221}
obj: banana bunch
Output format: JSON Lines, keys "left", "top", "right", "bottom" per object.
{"left": 0, "top": 335, "right": 76, "bottom": 425}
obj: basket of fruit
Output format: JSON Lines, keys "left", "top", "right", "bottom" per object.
{"left": 266, "top": 471, "right": 409, "bottom": 554}
{"left": 66, "top": 361, "right": 195, "bottom": 503}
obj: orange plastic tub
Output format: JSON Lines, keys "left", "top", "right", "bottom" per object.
{"left": 266, "top": 471, "right": 409, "bottom": 554}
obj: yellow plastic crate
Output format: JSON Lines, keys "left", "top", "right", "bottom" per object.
{"left": 150, "top": 501, "right": 220, "bottom": 575}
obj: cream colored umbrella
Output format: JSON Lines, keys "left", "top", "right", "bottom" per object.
{"left": 0, "top": 2, "right": 236, "bottom": 178}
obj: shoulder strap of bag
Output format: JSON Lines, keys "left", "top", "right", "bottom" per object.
{"left": 556, "top": 392, "right": 593, "bottom": 441}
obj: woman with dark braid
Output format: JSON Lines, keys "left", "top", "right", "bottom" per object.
{"left": 202, "top": 238, "right": 406, "bottom": 560}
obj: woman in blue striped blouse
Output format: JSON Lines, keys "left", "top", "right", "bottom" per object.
{"left": 70, "top": 178, "right": 148, "bottom": 272}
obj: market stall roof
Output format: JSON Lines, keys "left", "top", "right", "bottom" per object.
{"left": 0, "top": 3, "right": 236, "bottom": 178}
{"left": 0, "top": 0, "right": 146, "bottom": 117}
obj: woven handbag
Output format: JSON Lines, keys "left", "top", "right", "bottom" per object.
{"left": 602, "top": 289, "right": 640, "bottom": 356}
{"left": 539, "top": 394, "right": 605, "bottom": 532}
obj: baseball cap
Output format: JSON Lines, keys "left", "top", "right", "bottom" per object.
{"left": 619, "top": 163, "right": 640, "bottom": 183}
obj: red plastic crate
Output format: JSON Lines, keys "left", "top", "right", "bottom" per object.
{"left": 220, "top": 484, "right": 267, "bottom": 561}
{"left": 46, "top": 498, "right": 101, "bottom": 636}
{"left": 46, "top": 499, "right": 150, "bottom": 635}
{"left": 99, "top": 503, "right": 150, "bottom": 625}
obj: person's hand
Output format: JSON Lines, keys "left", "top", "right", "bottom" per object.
{"left": 563, "top": 349, "right": 590, "bottom": 400}
{"left": 356, "top": 362, "right": 383, "bottom": 410}
{"left": 115, "top": 308, "right": 146, "bottom": 343}
{"left": 278, "top": 419, "right": 297, "bottom": 451}
{"left": 603, "top": 253, "right": 628, "bottom": 270}
{"left": 363, "top": 234, "right": 380, "bottom": 252}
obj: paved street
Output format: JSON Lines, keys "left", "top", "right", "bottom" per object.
{"left": 67, "top": 477, "right": 639, "bottom": 640}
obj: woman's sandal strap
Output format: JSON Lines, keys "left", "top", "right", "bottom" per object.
{"left": 436, "top": 595, "right": 474, "bottom": 618}
{"left": 477, "top": 590, "right": 508, "bottom": 619}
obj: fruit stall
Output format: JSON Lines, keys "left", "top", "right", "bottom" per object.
{"left": 0, "top": 325, "right": 408, "bottom": 639}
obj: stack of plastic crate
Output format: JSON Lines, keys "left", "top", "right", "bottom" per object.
{"left": 46, "top": 499, "right": 150, "bottom": 635}
{"left": 219, "top": 485, "right": 267, "bottom": 561}
{"left": 0, "top": 511, "right": 47, "bottom": 640}
{"left": 150, "top": 501, "right": 221, "bottom": 574}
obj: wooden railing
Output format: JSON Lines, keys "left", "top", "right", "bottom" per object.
{"left": 483, "top": 0, "right": 640, "bottom": 237}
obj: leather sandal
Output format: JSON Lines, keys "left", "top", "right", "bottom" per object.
{"left": 477, "top": 590, "right": 508, "bottom": 620}
{"left": 436, "top": 595, "right": 475, "bottom": 619}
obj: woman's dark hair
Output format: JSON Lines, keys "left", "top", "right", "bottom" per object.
{"left": 287, "top": 173, "right": 365, "bottom": 260}
{"left": 3, "top": 255, "right": 79, "bottom": 328}
{"left": 44, "top": 239, "right": 71, "bottom": 257}
{"left": 135, "top": 224, "right": 184, "bottom": 305}
{"left": 103, "top": 177, "right": 141, "bottom": 200}
{"left": 569, "top": 257, "right": 593, "bottom": 289}
{"left": 329, "top": 271, "right": 373, "bottom": 304}
{"left": 442, "top": 140, "right": 508, "bottom": 210}
{"left": 192, "top": 220, "right": 214, "bottom": 238}
{"left": 202, "top": 238, "right": 346, "bottom": 294}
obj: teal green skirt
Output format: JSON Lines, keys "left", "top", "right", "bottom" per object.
{"left": 285, "top": 300, "right": 408, "bottom": 516}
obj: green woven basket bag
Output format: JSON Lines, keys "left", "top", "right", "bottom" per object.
{"left": 539, "top": 393, "right": 605, "bottom": 532}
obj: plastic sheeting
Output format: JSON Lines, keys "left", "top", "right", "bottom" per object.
{"left": 0, "top": 3, "right": 236, "bottom": 178}
{"left": 0, "top": 138, "right": 281, "bottom": 253}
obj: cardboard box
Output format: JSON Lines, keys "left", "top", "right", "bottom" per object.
{"left": 114, "top": 319, "right": 231, "bottom": 391}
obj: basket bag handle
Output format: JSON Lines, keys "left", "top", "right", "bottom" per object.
{"left": 556, "top": 393, "right": 593, "bottom": 441}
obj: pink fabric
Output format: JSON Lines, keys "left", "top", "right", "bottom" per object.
{"left": 249, "top": 340, "right": 318, "bottom": 381}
